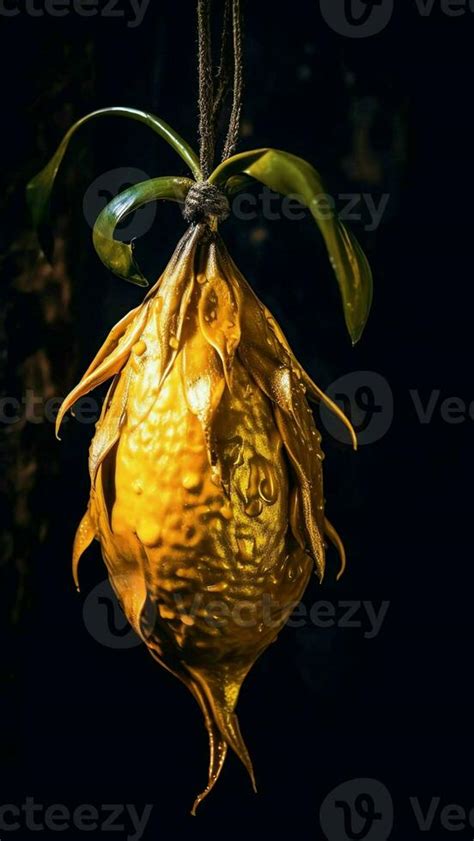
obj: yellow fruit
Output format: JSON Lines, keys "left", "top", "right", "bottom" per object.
{"left": 57, "top": 223, "right": 356, "bottom": 812}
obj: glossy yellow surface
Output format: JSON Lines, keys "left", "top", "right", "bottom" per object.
{"left": 57, "top": 224, "right": 355, "bottom": 812}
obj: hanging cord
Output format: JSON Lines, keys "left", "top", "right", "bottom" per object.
{"left": 212, "top": 0, "right": 233, "bottom": 135}
{"left": 184, "top": 0, "right": 243, "bottom": 225}
{"left": 222, "top": 0, "right": 243, "bottom": 162}
{"left": 197, "top": 0, "right": 215, "bottom": 180}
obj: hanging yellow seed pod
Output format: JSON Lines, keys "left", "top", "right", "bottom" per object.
{"left": 55, "top": 222, "right": 357, "bottom": 811}
{"left": 27, "top": 100, "right": 372, "bottom": 810}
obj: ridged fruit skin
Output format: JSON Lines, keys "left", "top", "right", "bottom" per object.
{"left": 58, "top": 223, "right": 352, "bottom": 812}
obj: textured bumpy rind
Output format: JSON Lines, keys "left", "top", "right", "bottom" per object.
{"left": 58, "top": 224, "right": 355, "bottom": 812}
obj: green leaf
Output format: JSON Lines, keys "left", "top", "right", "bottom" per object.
{"left": 26, "top": 107, "right": 201, "bottom": 257}
{"left": 92, "top": 176, "right": 193, "bottom": 285}
{"left": 224, "top": 173, "right": 259, "bottom": 197}
{"left": 209, "top": 149, "right": 270, "bottom": 185}
{"left": 210, "top": 148, "right": 373, "bottom": 344}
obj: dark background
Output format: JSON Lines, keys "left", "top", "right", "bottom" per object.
{"left": 1, "top": 1, "right": 473, "bottom": 839}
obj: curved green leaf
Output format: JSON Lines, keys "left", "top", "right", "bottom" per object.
{"left": 209, "top": 149, "right": 270, "bottom": 186}
{"left": 26, "top": 107, "right": 201, "bottom": 256}
{"left": 224, "top": 173, "right": 259, "bottom": 197}
{"left": 92, "top": 176, "right": 193, "bottom": 285}
{"left": 210, "top": 148, "right": 373, "bottom": 344}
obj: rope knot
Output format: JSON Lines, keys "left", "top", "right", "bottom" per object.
{"left": 183, "top": 182, "right": 230, "bottom": 225}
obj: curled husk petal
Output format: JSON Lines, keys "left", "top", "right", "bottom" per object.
{"left": 60, "top": 224, "right": 355, "bottom": 810}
